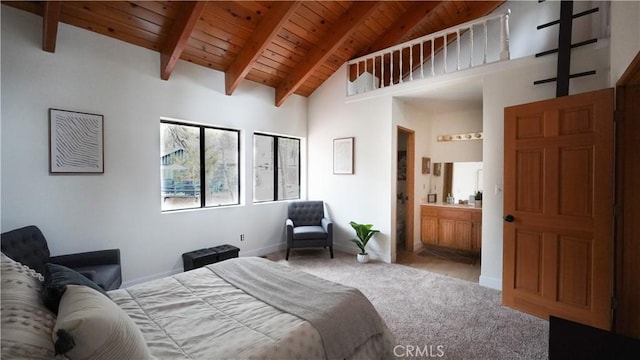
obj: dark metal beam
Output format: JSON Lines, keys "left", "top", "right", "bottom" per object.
{"left": 556, "top": 1, "right": 574, "bottom": 97}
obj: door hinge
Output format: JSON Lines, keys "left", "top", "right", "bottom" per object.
{"left": 614, "top": 108, "right": 624, "bottom": 124}
{"left": 614, "top": 204, "right": 623, "bottom": 218}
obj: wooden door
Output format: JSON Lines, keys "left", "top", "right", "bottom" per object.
{"left": 503, "top": 88, "right": 614, "bottom": 330}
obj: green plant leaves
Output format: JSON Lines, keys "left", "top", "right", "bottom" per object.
{"left": 349, "top": 221, "right": 380, "bottom": 254}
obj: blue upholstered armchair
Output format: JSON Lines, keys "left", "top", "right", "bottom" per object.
{"left": 285, "top": 201, "right": 333, "bottom": 260}
{"left": 1, "top": 225, "right": 122, "bottom": 290}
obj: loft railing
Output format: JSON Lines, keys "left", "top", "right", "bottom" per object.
{"left": 346, "top": 10, "right": 511, "bottom": 96}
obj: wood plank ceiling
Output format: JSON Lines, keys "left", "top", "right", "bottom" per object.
{"left": 3, "top": 1, "right": 504, "bottom": 106}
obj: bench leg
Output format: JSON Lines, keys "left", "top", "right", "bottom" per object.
{"left": 286, "top": 248, "right": 290, "bottom": 261}
{"left": 329, "top": 246, "right": 334, "bottom": 258}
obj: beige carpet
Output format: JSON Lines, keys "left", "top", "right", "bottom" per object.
{"left": 266, "top": 249, "right": 548, "bottom": 360}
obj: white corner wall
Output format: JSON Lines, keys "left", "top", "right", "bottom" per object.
{"left": 307, "top": 64, "right": 393, "bottom": 262}
{"left": 0, "top": 6, "right": 307, "bottom": 286}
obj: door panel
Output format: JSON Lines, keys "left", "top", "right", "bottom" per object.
{"left": 503, "top": 88, "right": 614, "bottom": 330}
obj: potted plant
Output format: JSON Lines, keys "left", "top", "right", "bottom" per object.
{"left": 349, "top": 221, "right": 380, "bottom": 263}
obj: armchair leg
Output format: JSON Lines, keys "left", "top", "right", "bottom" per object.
{"left": 286, "top": 248, "right": 290, "bottom": 261}
{"left": 329, "top": 246, "right": 334, "bottom": 258}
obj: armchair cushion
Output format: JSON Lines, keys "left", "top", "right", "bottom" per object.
{"left": 293, "top": 226, "right": 329, "bottom": 240}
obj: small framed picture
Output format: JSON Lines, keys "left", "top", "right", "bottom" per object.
{"left": 427, "top": 193, "right": 437, "bottom": 203}
{"left": 333, "top": 137, "right": 354, "bottom": 174}
{"left": 433, "top": 162, "right": 441, "bottom": 176}
{"left": 422, "top": 157, "right": 431, "bottom": 174}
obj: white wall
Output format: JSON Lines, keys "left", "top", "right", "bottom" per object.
{"left": 610, "top": 1, "right": 640, "bottom": 85}
{"left": 307, "top": 64, "right": 393, "bottom": 262}
{"left": 0, "top": 6, "right": 307, "bottom": 286}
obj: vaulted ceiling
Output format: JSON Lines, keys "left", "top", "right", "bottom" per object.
{"left": 3, "top": 1, "right": 504, "bottom": 106}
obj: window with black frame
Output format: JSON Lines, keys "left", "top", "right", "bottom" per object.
{"left": 160, "top": 120, "right": 240, "bottom": 211}
{"left": 253, "top": 133, "right": 300, "bottom": 203}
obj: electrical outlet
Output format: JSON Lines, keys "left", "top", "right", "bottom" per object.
{"left": 240, "top": 234, "right": 245, "bottom": 241}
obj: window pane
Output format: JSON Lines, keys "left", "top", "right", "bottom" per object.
{"left": 204, "top": 128, "right": 239, "bottom": 207}
{"left": 161, "top": 123, "right": 201, "bottom": 211}
{"left": 253, "top": 135, "right": 274, "bottom": 202}
{"left": 277, "top": 138, "right": 300, "bottom": 200}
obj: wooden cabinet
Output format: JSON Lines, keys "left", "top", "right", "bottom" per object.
{"left": 420, "top": 205, "right": 482, "bottom": 252}
{"left": 420, "top": 207, "right": 438, "bottom": 245}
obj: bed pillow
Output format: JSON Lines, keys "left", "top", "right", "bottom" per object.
{"left": 42, "top": 262, "right": 109, "bottom": 314}
{"left": 53, "top": 284, "right": 151, "bottom": 360}
{"left": 0, "top": 253, "right": 57, "bottom": 359}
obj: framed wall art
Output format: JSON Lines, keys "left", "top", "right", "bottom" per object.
{"left": 422, "top": 157, "right": 431, "bottom": 174}
{"left": 49, "top": 108, "right": 104, "bottom": 174}
{"left": 433, "top": 162, "right": 441, "bottom": 176}
{"left": 333, "top": 137, "right": 354, "bottom": 174}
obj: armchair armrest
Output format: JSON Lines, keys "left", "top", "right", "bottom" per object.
{"left": 321, "top": 218, "right": 333, "bottom": 244}
{"left": 286, "top": 219, "right": 294, "bottom": 244}
{"left": 321, "top": 218, "right": 332, "bottom": 232}
{"left": 50, "top": 249, "right": 121, "bottom": 268}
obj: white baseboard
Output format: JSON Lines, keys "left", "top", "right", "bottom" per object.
{"left": 334, "top": 243, "right": 391, "bottom": 263}
{"left": 479, "top": 275, "right": 502, "bottom": 291}
{"left": 240, "top": 242, "right": 286, "bottom": 257}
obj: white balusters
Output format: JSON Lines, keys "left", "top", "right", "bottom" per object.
{"left": 346, "top": 10, "right": 511, "bottom": 96}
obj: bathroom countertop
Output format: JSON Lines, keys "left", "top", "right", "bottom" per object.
{"left": 421, "top": 202, "right": 482, "bottom": 210}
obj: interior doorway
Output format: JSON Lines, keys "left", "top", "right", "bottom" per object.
{"left": 396, "top": 127, "right": 415, "bottom": 253}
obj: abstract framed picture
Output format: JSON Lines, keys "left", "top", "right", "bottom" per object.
{"left": 333, "top": 137, "right": 354, "bottom": 174}
{"left": 49, "top": 108, "right": 104, "bottom": 174}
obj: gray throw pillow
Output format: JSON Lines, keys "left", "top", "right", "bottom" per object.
{"left": 42, "top": 263, "right": 109, "bottom": 314}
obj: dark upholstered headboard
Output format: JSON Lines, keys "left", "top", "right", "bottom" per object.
{"left": 1, "top": 225, "right": 51, "bottom": 275}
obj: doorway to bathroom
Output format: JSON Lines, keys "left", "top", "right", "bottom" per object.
{"left": 396, "top": 127, "right": 415, "bottom": 253}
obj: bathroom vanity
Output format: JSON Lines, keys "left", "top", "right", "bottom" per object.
{"left": 420, "top": 204, "right": 482, "bottom": 252}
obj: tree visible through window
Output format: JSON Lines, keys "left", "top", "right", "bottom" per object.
{"left": 161, "top": 121, "right": 239, "bottom": 211}
{"left": 253, "top": 133, "right": 300, "bottom": 202}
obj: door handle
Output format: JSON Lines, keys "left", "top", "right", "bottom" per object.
{"left": 504, "top": 214, "right": 515, "bottom": 223}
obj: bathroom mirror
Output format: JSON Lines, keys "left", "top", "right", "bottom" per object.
{"left": 442, "top": 162, "right": 483, "bottom": 203}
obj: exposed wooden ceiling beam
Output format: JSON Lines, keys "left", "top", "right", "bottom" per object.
{"left": 349, "top": 0, "right": 441, "bottom": 81}
{"left": 225, "top": 1, "right": 301, "bottom": 96}
{"left": 360, "top": 1, "right": 441, "bottom": 58}
{"left": 160, "top": 1, "right": 206, "bottom": 81}
{"left": 275, "top": 1, "right": 381, "bottom": 107}
{"left": 42, "top": 1, "right": 61, "bottom": 53}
